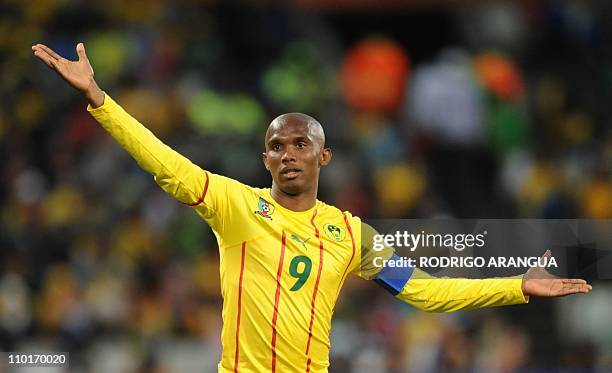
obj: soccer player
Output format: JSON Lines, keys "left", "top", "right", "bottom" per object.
{"left": 32, "top": 43, "right": 592, "bottom": 373}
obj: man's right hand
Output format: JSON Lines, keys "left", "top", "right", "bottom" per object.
{"left": 32, "top": 42, "right": 105, "bottom": 108}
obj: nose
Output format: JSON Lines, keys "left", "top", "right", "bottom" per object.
{"left": 281, "top": 145, "right": 297, "bottom": 163}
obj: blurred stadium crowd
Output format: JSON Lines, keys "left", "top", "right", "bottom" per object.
{"left": 0, "top": 0, "right": 611, "bottom": 372}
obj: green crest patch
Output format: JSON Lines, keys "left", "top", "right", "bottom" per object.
{"left": 323, "top": 224, "right": 345, "bottom": 242}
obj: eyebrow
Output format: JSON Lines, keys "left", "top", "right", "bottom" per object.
{"left": 267, "top": 134, "right": 312, "bottom": 145}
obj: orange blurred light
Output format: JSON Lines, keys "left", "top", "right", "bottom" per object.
{"left": 341, "top": 38, "right": 410, "bottom": 115}
{"left": 474, "top": 52, "right": 525, "bottom": 102}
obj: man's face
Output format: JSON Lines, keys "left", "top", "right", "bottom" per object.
{"left": 263, "top": 115, "right": 331, "bottom": 196}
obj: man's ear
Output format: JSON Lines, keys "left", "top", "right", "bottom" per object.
{"left": 319, "top": 147, "right": 332, "bottom": 167}
{"left": 262, "top": 152, "right": 270, "bottom": 171}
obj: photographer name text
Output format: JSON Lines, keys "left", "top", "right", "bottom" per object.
{"left": 373, "top": 256, "right": 558, "bottom": 269}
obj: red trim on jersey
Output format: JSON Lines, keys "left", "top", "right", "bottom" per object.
{"left": 339, "top": 212, "right": 357, "bottom": 287}
{"left": 330, "top": 213, "right": 357, "bottom": 312}
{"left": 187, "top": 171, "right": 209, "bottom": 206}
{"left": 234, "top": 241, "right": 247, "bottom": 373}
{"left": 271, "top": 231, "right": 286, "bottom": 373}
{"left": 305, "top": 210, "right": 324, "bottom": 372}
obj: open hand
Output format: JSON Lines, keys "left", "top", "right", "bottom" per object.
{"left": 521, "top": 250, "right": 592, "bottom": 297}
{"left": 32, "top": 43, "right": 104, "bottom": 107}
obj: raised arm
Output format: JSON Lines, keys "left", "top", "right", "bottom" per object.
{"left": 360, "top": 223, "right": 592, "bottom": 313}
{"left": 32, "top": 43, "right": 206, "bottom": 205}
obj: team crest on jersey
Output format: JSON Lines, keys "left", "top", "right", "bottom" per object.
{"left": 323, "top": 224, "right": 346, "bottom": 242}
{"left": 254, "top": 197, "right": 275, "bottom": 220}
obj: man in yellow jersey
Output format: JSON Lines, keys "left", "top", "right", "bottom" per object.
{"left": 32, "top": 43, "right": 592, "bottom": 373}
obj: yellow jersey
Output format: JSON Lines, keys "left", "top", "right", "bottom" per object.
{"left": 88, "top": 94, "right": 528, "bottom": 373}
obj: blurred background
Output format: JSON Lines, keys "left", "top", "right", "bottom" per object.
{"left": 1, "top": 0, "right": 611, "bottom": 371}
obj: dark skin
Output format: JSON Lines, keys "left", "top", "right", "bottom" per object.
{"left": 32, "top": 42, "right": 593, "bottom": 298}
{"left": 263, "top": 113, "right": 331, "bottom": 211}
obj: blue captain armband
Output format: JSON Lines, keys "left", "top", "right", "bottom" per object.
{"left": 373, "top": 254, "right": 415, "bottom": 296}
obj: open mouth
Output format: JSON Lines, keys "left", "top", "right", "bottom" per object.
{"left": 281, "top": 168, "right": 302, "bottom": 179}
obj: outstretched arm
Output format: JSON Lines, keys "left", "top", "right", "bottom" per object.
{"left": 395, "top": 258, "right": 591, "bottom": 313}
{"left": 360, "top": 224, "right": 592, "bottom": 313}
{"left": 396, "top": 268, "right": 528, "bottom": 312}
{"left": 32, "top": 43, "right": 207, "bottom": 206}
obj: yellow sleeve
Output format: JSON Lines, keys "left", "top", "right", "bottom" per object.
{"left": 356, "top": 223, "right": 528, "bottom": 312}
{"left": 352, "top": 220, "right": 394, "bottom": 280}
{"left": 87, "top": 93, "right": 212, "bottom": 214}
{"left": 397, "top": 268, "right": 529, "bottom": 312}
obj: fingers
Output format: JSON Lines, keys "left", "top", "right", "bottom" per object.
{"left": 33, "top": 44, "right": 62, "bottom": 61}
{"left": 557, "top": 280, "right": 592, "bottom": 296}
{"left": 561, "top": 279, "right": 587, "bottom": 285}
{"left": 32, "top": 47, "right": 58, "bottom": 70}
{"left": 563, "top": 284, "right": 592, "bottom": 294}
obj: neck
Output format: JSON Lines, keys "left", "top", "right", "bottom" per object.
{"left": 271, "top": 183, "right": 317, "bottom": 212}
